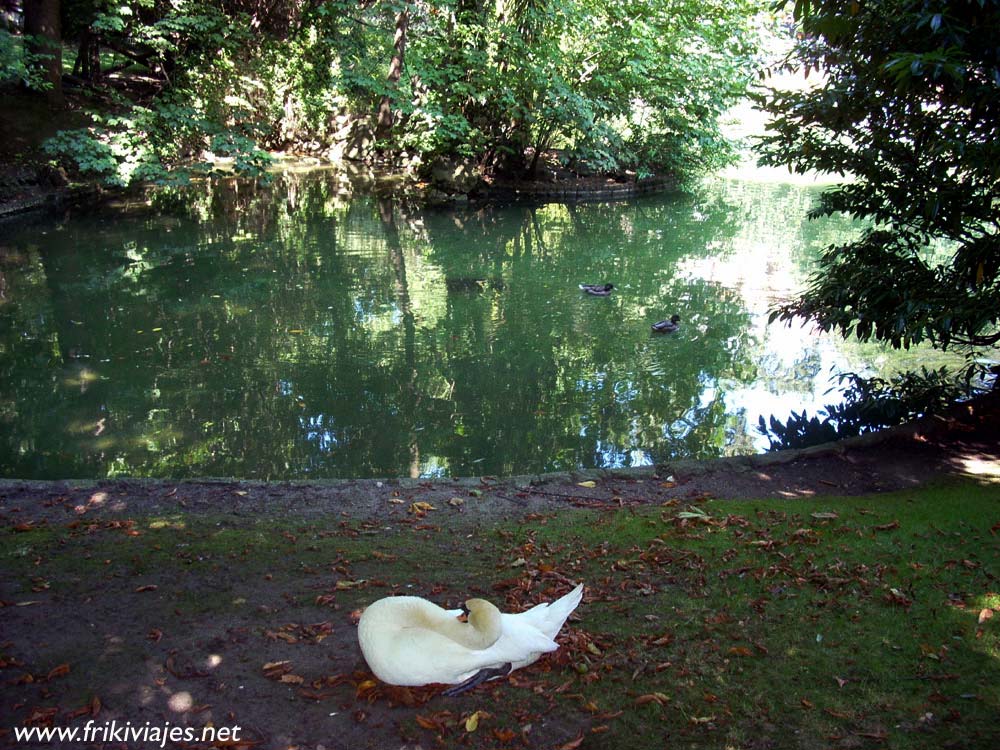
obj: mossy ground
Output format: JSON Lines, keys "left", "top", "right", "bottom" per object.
{"left": 1, "top": 477, "right": 998, "bottom": 750}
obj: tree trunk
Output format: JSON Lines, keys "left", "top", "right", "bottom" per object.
{"left": 375, "top": 7, "right": 409, "bottom": 142}
{"left": 23, "top": 0, "right": 63, "bottom": 106}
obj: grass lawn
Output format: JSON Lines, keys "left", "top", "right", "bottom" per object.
{"left": 1, "top": 478, "right": 997, "bottom": 749}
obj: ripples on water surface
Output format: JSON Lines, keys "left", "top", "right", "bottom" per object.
{"left": 0, "top": 170, "right": 945, "bottom": 479}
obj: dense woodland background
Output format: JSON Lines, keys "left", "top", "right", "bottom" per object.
{"left": 3, "top": 0, "right": 763, "bottom": 186}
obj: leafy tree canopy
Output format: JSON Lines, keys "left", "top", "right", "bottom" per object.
{"left": 758, "top": 0, "right": 999, "bottom": 352}
{"left": 6, "top": 0, "right": 764, "bottom": 186}
{"left": 755, "top": 0, "right": 1000, "bottom": 448}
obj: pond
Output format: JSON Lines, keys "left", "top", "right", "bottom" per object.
{"left": 0, "top": 169, "right": 948, "bottom": 480}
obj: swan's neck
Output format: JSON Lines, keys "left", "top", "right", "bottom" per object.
{"left": 412, "top": 603, "right": 500, "bottom": 650}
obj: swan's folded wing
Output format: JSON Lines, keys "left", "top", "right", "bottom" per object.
{"left": 500, "top": 618, "right": 560, "bottom": 655}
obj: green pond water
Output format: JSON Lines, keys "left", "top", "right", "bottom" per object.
{"left": 0, "top": 169, "right": 946, "bottom": 480}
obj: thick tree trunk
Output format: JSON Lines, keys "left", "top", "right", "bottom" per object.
{"left": 375, "top": 7, "right": 409, "bottom": 142}
{"left": 23, "top": 0, "right": 63, "bottom": 106}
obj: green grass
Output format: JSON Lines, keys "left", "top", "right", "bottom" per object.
{"left": 514, "top": 482, "right": 1000, "bottom": 748}
{"left": 1, "top": 480, "right": 997, "bottom": 749}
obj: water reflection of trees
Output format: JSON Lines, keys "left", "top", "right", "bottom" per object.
{"left": 2, "top": 171, "right": 765, "bottom": 478}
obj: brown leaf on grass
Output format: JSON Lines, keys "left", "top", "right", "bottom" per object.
{"left": 416, "top": 710, "right": 455, "bottom": 733}
{"left": 874, "top": 520, "right": 900, "bottom": 532}
{"left": 25, "top": 706, "right": 58, "bottom": 726}
{"left": 556, "top": 733, "right": 585, "bottom": 750}
{"left": 979, "top": 608, "right": 994, "bottom": 624}
{"left": 355, "top": 678, "right": 378, "bottom": 700}
{"left": 635, "top": 692, "right": 671, "bottom": 706}
{"left": 335, "top": 579, "right": 367, "bottom": 590}
{"left": 46, "top": 663, "right": 70, "bottom": 680}
{"left": 262, "top": 661, "right": 292, "bottom": 679}
{"left": 134, "top": 584, "right": 158, "bottom": 593}
{"left": 648, "top": 632, "right": 674, "bottom": 647}
{"left": 64, "top": 706, "right": 89, "bottom": 721}
{"left": 492, "top": 727, "right": 518, "bottom": 743}
{"left": 884, "top": 588, "right": 913, "bottom": 608}
{"left": 728, "top": 646, "right": 753, "bottom": 657}
{"left": 409, "top": 501, "right": 437, "bottom": 517}
{"left": 147, "top": 629, "right": 163, "bottom": 642}
{"left": 382, "top": 686, "right": 417, "bottom": 708}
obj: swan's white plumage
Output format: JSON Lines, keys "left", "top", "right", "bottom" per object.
{"left": 358, "top": 584, "right": 583, "bottom": 687}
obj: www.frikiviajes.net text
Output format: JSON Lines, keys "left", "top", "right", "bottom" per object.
{"left": 13, "top": 720, "right": 242, "bottom": 747}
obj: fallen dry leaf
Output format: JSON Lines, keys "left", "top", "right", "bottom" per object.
{"left": 335, "top": 579, "right": 367, "bottom": 590}
{"left": 635, "top": 692, "right": 671, "bottom": 706}
{"left": 409, "top": 501, "right": 437, "bottom": 515}
{"left": 492, "top": 727, "right": 517, "bottom": 743}
{"left": 556, "top": 733, "right": 585, "bottom": 750}
{"left": 464, "top": 710, "right": 484, "bottom": 732}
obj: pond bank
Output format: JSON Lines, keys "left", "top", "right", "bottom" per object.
{"left": 3, "top": 389, "right": 998, "bottom": 528}
{"left": 0, "top": 154, "right": 680, "bottom": 221}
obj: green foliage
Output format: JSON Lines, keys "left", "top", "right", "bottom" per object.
{"left": 757, "top": 0, "right": 1000, "bottom": 355}
{"left": 1, "top": 31, "right": 55, "bottom": 90}
{"left": 395, "top": 0, "right": 762, "bottom": 177}
{"left": 45, "top": 0, "right": 762, "bottom": 185}
{"left": 45, "top": 1, "right": 272, "bottom": 186}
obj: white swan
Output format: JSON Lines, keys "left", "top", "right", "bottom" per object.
{"left": 358, "top": 583, "right": 583, "bottom": 695}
